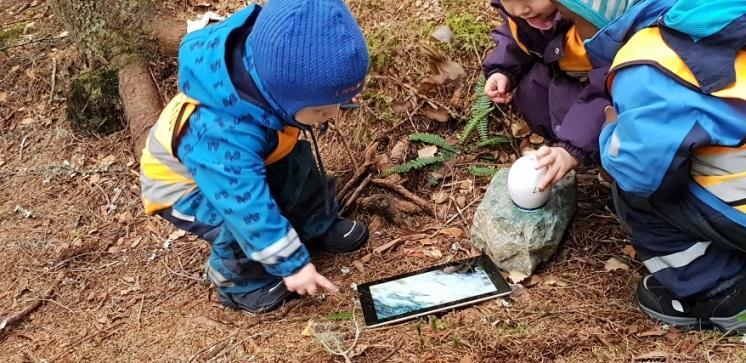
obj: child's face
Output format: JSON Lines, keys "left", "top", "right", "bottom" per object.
{"left": 501, "top": 0, "right": 558, "bottom": 30}
{"left": 294, "top": 104, "right": 341, "bottom": 126}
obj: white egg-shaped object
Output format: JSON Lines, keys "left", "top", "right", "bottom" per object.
{"left": 507, "top": 155, "right": 551, "bottom": 210}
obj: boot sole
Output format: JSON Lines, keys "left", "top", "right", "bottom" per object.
{"left": 710, "top": 312, "right": 746, "bottom": 333}
{"left": 636, "top": 297, "right": 711, "bottom": 330}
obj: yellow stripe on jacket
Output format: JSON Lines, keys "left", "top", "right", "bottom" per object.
{"left": 140, "top": 93, "right": 300, "bottom": 215}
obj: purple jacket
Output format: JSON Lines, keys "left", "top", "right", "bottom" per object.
{"left": 482, "top": 1, "right": 611, "bottom": 163}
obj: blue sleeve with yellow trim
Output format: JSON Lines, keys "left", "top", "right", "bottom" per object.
{"left": 177, "top": 107, "right": 311, "bottom": 277}
{"left": 602, "top": 65, "right": 746, "bottom": 200}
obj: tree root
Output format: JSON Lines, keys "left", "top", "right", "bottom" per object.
{"left": 370, "top": 179, "right": 434, "bottom": 216}
{"left": 358, "top": 194, "right": 424, "bottom": 225}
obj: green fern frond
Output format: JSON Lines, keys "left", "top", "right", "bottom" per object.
{"left": 409, "top": 132, "right": 458, "bottom": 153}
{"left": 477, "top": 117, "right": 490, "bottom": 141}
{"left": 468, "top": 165, "right": 498, "bottom": 178}
{"left": 381, "top": 156, "right": 448, "bottom": 176}
{"left": 477, "top": 136, "right": 509, "bottom": 148}
{"left": 460, "top": 75, "right": 494, "bottom": 142}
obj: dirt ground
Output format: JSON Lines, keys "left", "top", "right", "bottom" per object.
{"left": 1, "top": 0, "right": 745, "bottom": 362}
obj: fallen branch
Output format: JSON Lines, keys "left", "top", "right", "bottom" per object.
{"left": 370, "top": 178, "right": 434, "bottom": 216}
{"left": 337, "top": 141, "right": 379, "bottom": 200}
{"left": 340, "top": 174, "right": 373, "bottom": 215}
{"left": 0, "top": 273, "right": 65, "bottom": 335}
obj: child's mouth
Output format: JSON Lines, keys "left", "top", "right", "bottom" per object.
{"left": 525, "top": 12, "right": 556, "bottom": 30}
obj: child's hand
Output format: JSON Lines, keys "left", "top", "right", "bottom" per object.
{"left": 283, "top": 263, "right": 339, "bottom": 296}
{"left": 485, "top": 73, "right": 513, "bottom": 104}
{"left": 535, "top": 146, "right": 579, "bottom": 191}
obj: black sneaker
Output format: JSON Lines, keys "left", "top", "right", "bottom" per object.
{"left": 310, "top": 218, "right": 368, "bottom": 253}
{"left": 636, "top": 275, "right": 706, "bottom": 329}
{"left": 216, "top": 280, "right": 298, "bottom": 313}
{"left": 695, "top": 276, "right": 746, "bottom": 332}
{"left": 636, "top": 275, "right": 746, "bottom": 332}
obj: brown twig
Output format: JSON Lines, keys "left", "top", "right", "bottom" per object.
{"left": 337, "top": 142, "right": 378, "bottom": 200}
{"left": 370, "top": 178, "right": 434, "bottom": 216}
{"left": 340, "top": 174, "right": 373, "bottom": 215}
{"left": 329, "top": 121, "right": 359, "bottom": 173}
{"left": 0, "top": 273, "right": 65, "bottom": 334}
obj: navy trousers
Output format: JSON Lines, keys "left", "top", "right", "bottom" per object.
{"left": 612, "top": 185, "right": 746, "bottom": 298}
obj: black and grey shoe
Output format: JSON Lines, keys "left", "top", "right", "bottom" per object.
{"left": 311, "top": 218, "right": 368, "bottom": 253}
{"left": 636, "top": 275, "right": 746, "bottom": 333}
{"left": 636, "top": 275, "right": 706, "bottom": 329}
{"left": 695, "top": 276, "right": 746, "bottom": 333}
{"left": 216, "top": 280, "right": 298, "bottom": 314}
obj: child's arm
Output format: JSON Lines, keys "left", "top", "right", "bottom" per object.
{"left": 553, "top": 66, "right": 611, "bottom": 163}
{"left": 482, "top": 11, "right": 535, "bottom": 89}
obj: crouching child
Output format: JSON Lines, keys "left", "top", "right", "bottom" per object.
{"left": 139, "top": 0, "right": 370, "bottom": 313}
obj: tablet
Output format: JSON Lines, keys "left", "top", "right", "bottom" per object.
{"left": 357, "top": 255, "right": 512, "bottom": 328}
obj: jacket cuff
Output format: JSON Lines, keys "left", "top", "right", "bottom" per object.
{"left": 556, "top": 141, "right": 589, "bottom": 166}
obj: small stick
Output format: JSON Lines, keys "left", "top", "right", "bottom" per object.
{"left": 329, "top": 121, "right": 359, "bottom": 173}
{"left": 49, "top": 57, "right": 56, "bottom": 104}
{"left": 340, "top": 174, "right": 372, "bottom": 215}
{"left": 0, "top": 273, "right": 65, "bottom": 334}
{"left": 428, "top": 199, "right": 480, "bottom": 238}
{"left": 370, "top": 178, "right": 434, "bottom": 216}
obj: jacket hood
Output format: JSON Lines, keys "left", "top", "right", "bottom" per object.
{"left": 177, "top": 5, "right": 288, "bottom": 131}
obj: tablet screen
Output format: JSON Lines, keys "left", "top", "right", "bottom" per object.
{"left": 358, "top": 256, "right": 511, "bottom": 327}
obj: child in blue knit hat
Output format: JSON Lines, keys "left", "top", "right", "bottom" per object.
{"left": 139, "top": 0, "right": 370, "bottom": 313}
{"left": 556, "top": 0, "right": 746, "bottom": 332}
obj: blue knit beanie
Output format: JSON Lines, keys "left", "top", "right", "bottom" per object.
{"left": 555, "top": 0, "right": 640, "bottom": 29}
{"left": 249, "top": 0, "right": 369, "bottom": 117}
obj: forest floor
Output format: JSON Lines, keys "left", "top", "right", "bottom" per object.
{"left": 1, "top": 0, "right": 745, "bottom": 362}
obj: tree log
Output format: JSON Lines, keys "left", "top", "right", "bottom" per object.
{"left": 116, "top": 56, "right": 163, "bottom": 159}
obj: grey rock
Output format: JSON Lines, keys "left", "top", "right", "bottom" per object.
{"left": 470, "top": 168, "right": 576, "bottom": 275}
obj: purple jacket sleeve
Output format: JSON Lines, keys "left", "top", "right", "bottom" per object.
{"left": 554, "top": 66, "right": 612, "bottom": 164}
{"left": 482, "top": 11, "right": 535, "bottom": 87}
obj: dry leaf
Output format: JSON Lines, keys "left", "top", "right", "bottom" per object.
{"left": 418, "top": 145, "right": 438, "bottom": 158}
{"left": 542, "top": 275, "right": 569, "bottom": 287}
{"left": 431, "top": 25, "right": 454, "bottom": 43}
{"left": 21, "top": 118, "right": 34, "bottom": 126}
{"left": 604, "top": 257, "right": 630, "bottom": 272}
{"left": 0, "top": 92, "right": 7, "bottom": 102}
{"left": 511, "top": 120, "right": 531, "bottom": 138}
{"left": 168, "top": 230, "right": 187, "bottom": 241}
{"left": 426, "top": 248, "right": 443, "bottom": 259}
{"left": 129, "top": 236, "right": 143, "bottom": 248}
{"left": 353, "top": 260, "right": 365, "bottom": 273}
{"left": 432, "top": 191, "right": 449, "bottom": 204}
{"left": 392, "top": 99, "right": 414, "bottom": 114}
{"left": 422, "top": 106, "right": 450, "bottom": 123}
{"left": 99, "top": 154, "right": 117, "bottom": 167}
{"left": 634, "top": 350, "right": 670, "bottom": 361}
{"left": 436, "top": 59, "right": 466, "bottom": 81}
{"left": 459, "top": 356, "right": 474, "bottom": 363}
{"left": 498, "top": 151, "right": 510, "bottom": 163}
{"left": 637, "top": 328, "right": 668, "bottom": 337}
{"left": 390, "top": 138, "right": 409, "bottom": 163}
{"left": 439, "top": 227, "right": 463, "bottom": 239}
{"left": 301, "top": 319, "right": 315, "bottom": 337}
{"left": 455, "top": 195, "right": 466, "bottom": 208}
{"left": 374, "top": 238, "right": 403, "bottom": 254}
{"left": 523, "top": 275, "right": 543, "bottom": 287}
{"left": 529, "top": 134, "right": 545, "bottom": 144}
{"left": 622, "top": 244, "right": 637, "bottom": 259}
{"left": 507, "top": 270, "right": 529, "bottom": 283}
